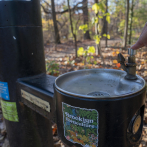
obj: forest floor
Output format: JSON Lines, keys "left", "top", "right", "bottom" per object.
{"left": 45, "top": 39, "right": 122, "bottom": 61}
{"left": 45, "top": 39, "right": 147, "bottom": 80}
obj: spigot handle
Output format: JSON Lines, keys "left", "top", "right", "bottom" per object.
{"left": 118, "top": 53, "right": 125, "bottom": 63}
{"left": 128, "top": 48, "right": 137, "bottom": 56}
{"left": 117, "top": 50, "right": 137, "bottom": 80}
{"left": 117, "top": 53, "right": 127, "bottom": 72}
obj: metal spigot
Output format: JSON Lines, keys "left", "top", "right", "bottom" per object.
{"left": 118, "top": 48, "right": 137, "bottom": 80}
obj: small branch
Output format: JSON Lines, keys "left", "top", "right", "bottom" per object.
{"left": 76, "top": 14, "right": 82, "bottom": 29}
{"left": 57, "top": 18, "right": 68, "bottom": 30}
{"left": 43, "top": 0, "right": 51, "bottom": 8}
{"left": 56, "top": 20, "right": 62, "bottom": 27}
{"left": 67, "top": 0, "right": 78, "bottom": 58}
{"left": 41, "top": 4, "right": 51, "bottom": 14}
{"left": 41, "top": 1, "right": 86, "bottom": 15}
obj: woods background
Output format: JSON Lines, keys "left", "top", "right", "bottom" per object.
{"left": 40, "top": 0, "right": 147, "bottom": 48}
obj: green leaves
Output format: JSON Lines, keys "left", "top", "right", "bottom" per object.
{"left": 46, "top": 61, "right": 59, "bottom": 76}
{"left": 105, "top": 13, "right": 110, "bottom": 16}
{"left": 92, "top": 2, "right": 106, "bottom": 14}
{"left": 99, "top": 2, "right": 105, "bottom": 13}
{"left": 98, "top": 15, "right": 103, "bottom": 19}
{"left": 79, "top": 24, "right": 88, "bottom": 33}
{"left": 92, "top": 17, "right": 99, "bottom": 24}
{"left": 106, "top": 15, "right": 111, "bottom": 24}
{"left": 77, "top": 46, "right": 95, "bottom": 65}
{"left": 103, "top": 34, "right": 111, "bottom": 39}
{"left": 77, "top": 46, "right": 95, "bottom": 57}
{"left": 104, "top": 13, "right": 111, "bottom": 24}
{"left": 92, "top": 3, "right": 100, "bottom": 14}
{"left": 107, "top": 34, "right": 110, "bottom": 39}
{"left": 94, "top": 61, "right": 97, "bottom": 65}
{"left": 94, "top": 35, "right": 101, "bottom": 44}
{"left": 87, "top": 46, "right": 95, "bottom": 54}
{"left": 77, "top": 47, "right": 84, "bottom": 56}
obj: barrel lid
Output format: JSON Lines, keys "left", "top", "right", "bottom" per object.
{"left": 55, "top": 69, "right": 145, "bottom": 99}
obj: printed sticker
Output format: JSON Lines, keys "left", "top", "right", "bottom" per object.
{"left": 21, "top": 89, "right": 50, "bottom": 112}
{"left": 1, "top": 100, "right": 19, "bottom": 122}
{"left": 0, "top": 82, "right": 10, "bottom": 100}
{"left": 62, "top": 102, "right": 99, "bottom": 147}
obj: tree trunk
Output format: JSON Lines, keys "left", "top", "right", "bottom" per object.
{"left": 102, "top": 0, "right": 108, "bottom": 47}
{"left": 82, "top": 0, "right": 91, "bottom": 40}
{"left": 67, "top": 0, "right": 78, "bottom": 58}
{"left": 123, "top": 0, "right": 129, "bottom": 48}
{"left": 95, "top": 0, "right": 101, "bottom": 55}
{"left": 94, "top": 0, "right": 104, "bottom": 64}
{"left": 129, "top": 0, "right": 134, "bottom": 45}
{"left": 51, "top": 0, "right": 60, "bottom": 44}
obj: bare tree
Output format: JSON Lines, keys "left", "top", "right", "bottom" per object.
{"left": 102, "top": 0, "right": 108, "bottom": 47}
{"left": 57, "top": 16, "right": 69, "bottom": 39}
{"left": 82, "top": 0, "right": 91, "bottom": 40}
{"left": 41, "top": 0, "right": 60, "bottom": 44}
{"left": 67, "top": 0, "right": 78, "bottom": 58}
{"left": 94, "top": 0, "right": 102, "bottom": 56}
{"left": 41, "top": 0, "right": 87, "bottom": 45}
{"left": 123, "top": 0, "right": 130, "bottom": 48}
{"left": 51, "top": 0, "right": 60, "bottom": 44}
{"left": 128, "top": 0, "right": 135, "bottom": 45}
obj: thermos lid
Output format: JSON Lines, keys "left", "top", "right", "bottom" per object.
{"left": 55, "top": 69, "right": 145, "bottom": 98}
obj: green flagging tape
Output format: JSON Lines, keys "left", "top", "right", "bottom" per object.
{"left": 1, "top": 100, "right": 19, "bottom": 122}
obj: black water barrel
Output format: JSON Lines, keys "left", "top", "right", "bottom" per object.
{"left": 54, "top": 69, "right": 146, "bottom": 147}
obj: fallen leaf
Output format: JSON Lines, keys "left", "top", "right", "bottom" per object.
{"left": 52, "top": 127, "right": 57, "bottom": 135}
{"left": 53, "top": 73, "right": 58, "bottom": 77}
{"left": 74, "top": 62, "right": 77, "bottom": 66}
{"left": 112, "top": 52, "right": 116, "bottom": 56}
{"left": 116, "top": 51, "right": 119, "bottom": 54}
{"left": 113, "top": 60, "right": 118, "bottom": 64}
{"left": 116, "top": 63, "right": 121, "bottom": 68}
{"left": 52, "top": 124, "right": 57, "bottom": 135}
{"left": 78, "top": 63, "right": 84, "bottom": 66}
{"left": 87, "top": 64, "right": 93, "bottom": 67}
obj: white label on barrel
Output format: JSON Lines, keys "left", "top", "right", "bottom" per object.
{"left": 21, "top": 89, "right": 50, "bottom": 112}
{"left": 62, "top": 102, "right": 99, "bottom": 147}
